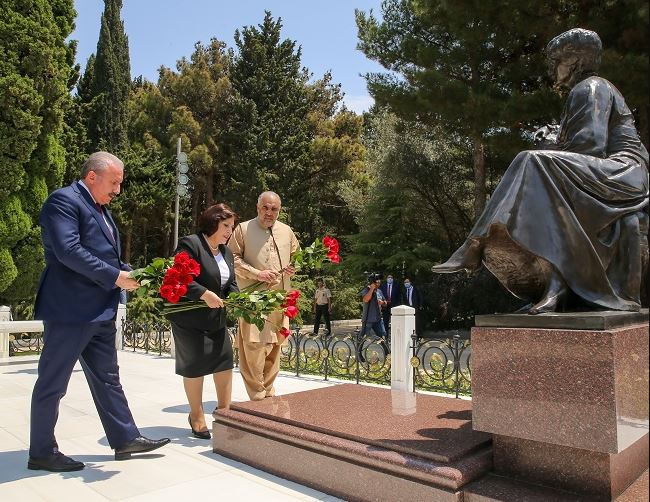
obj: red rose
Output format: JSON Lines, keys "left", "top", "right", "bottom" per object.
{"left": 284, "top": 305, "right": 299, "bottom": 319}
{"left": 179, "top": 274, "right": 193, "bottom": 285}
{"left": 174, "top": 251, "right": 191, "bottom": 266}
{"left": 278, "top": 327, "right": 291, "bottom": 338}
{"left": 287, "top": 290, "right": 301, "bottom": 301}
{"left": 323, "top": 236, "right": 339, "bottom": 254}
{"left": 187, "top": 260, "right": 201, "bottom": 276}
{"left": 163, "top": 268, "right": 181, "bottom": 285}
{"left": 167, "top": 293, "right": 181, "bottom": 303}
{"left": 160, "top": 284, "right": 174, "bottom": 300}
{"left": 328, "top": 253, "right": 341, "bottom": 264}
{"left": 174, "top": 284, "right": 188, "bottom": 297}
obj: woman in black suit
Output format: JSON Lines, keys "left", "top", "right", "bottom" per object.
{"left": 167, "top": 203, "right": 238, "bottom": 439}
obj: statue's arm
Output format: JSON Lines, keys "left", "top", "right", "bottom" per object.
{"left": 557, "top": 79, "right": 613, "bottom": 157}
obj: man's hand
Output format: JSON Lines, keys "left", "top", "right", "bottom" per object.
{"left": 283, "top": 265, "right": 297, "bottom": 277}
{"left": 116, "top": 270, "right": 139, "bottom": 291}
{"left": 257, "top": 269, "right": 279, "bottom": 283}
{"left": 200, "top": 290, "right": 224, "bottom": 308}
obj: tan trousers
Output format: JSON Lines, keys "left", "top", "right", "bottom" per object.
{"left": 237, "top": 334, "right": 282, "bottom": 401}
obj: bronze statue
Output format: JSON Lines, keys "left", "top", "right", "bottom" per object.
{"left": 432, "top": 29, "right": 649, "bottom": 314}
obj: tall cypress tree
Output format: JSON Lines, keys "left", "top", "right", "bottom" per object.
{"left": 88, "top": 0, "right": 131, "bottom": 152}
{"left": 0, "top": 0, "right": 76, "bottom": 303}
{"left": 230, "top": 12, "right": 313, "bottom": 223}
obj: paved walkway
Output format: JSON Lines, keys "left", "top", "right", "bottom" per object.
{"left": 0, "top": 351, "right": 344, "bottom": 501}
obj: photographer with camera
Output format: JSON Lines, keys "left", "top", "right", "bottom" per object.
{"left": 358, "top": 273, "right": 390, "bottom": 360}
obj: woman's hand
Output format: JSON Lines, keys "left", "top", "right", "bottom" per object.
{"left": 200, "top": 290, "right": 224, "bottom": 308}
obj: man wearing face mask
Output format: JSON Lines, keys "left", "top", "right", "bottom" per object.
{"left": 228, "top": 191, "right": 300, "bottom": 400}
{"left": 359, "top": 273, "right": 390, "bottom": 359}
{"left": 403, "top": 277, "right": 424, "bottom": 336}
{"left": 379, "top": 274, "right": 401, "bottom": 333}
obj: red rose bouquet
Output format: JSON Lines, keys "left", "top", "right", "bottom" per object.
{"left": 130, "top": 252, "right": 297, "bottom": 331}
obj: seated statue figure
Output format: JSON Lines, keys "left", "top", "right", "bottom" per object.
{"left": 433, "top": 28, "right": 649, "bottom": 314}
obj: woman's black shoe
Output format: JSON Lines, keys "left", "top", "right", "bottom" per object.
{"left": 188, "top": 414, "right": 211, "bottom": 439}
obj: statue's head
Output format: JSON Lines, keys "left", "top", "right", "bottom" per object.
{"left": 546, "top": 29, "right": 602, "bottom": 91}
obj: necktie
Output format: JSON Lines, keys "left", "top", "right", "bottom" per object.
{"left": 96, "top": 203, "right": 115, "bottom": 242}
{"left": 388, "top": 284, "right": 392, "bottom": 298}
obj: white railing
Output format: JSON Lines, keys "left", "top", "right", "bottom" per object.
{"left": 0, "top": 304, "right": 127, "bottom": 358}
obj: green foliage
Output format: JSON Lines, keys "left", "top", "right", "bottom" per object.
{"left": 342, "top": 111, "right": 474, "bottom": 286}
{"left": 0, "top": 248, "right": 18, "bottom": 293}
{"left": 0, "top": 0, "right": 74, "bottom": 303}
{"left": 109, "top": 145, "right": 175, "bottom": 264}
{"left": 87, "top": 0, "right": 131, "bottom": 152}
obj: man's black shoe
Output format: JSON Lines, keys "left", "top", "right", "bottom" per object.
{"left": 114, "top": 436, "right": 170, "bottom": 460}
{"left": 27, "top": 452, "right": 85, "bottom": 472}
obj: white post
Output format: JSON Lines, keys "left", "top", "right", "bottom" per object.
{"left": 0, "top": 306, "right": 11, "bottom": 358}
{"left": 115, "top": 303, "right": 127, "bottom": 350}
{"left": 390, "top": 305, "right": 415, "bottom": 392}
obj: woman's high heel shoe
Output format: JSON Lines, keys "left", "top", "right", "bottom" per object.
{"left": 188, "top": 414, "right": 211, "bottom": 440}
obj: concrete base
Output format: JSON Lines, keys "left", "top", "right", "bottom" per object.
{"left": 213, "top": 384, "right": 493, "bottom": 502}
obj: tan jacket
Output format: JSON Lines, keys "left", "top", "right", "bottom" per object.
{"left": 228, "top": 217, "right": 300, "bottom": 343}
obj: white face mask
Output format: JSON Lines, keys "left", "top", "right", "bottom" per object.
{"left": 387, "top": 277, "right": 393, "bottom": 284}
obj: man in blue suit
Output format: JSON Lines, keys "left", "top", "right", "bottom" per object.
{"left": 29, "top": 152, "right": 169, "bottom": 472}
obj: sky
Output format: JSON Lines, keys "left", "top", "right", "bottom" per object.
{"left": 70, "top": 0, "right": 387, "bottom": 114}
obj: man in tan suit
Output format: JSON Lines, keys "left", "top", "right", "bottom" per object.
{"left": 228, "top": 191, "right": 300, "bottom": 400}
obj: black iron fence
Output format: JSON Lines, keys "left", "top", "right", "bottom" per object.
{"left": 4, "top": 320, "right": 471, "bottom": 397}
{"left": 121, "top": 319, "right": 471, "bottom": 397}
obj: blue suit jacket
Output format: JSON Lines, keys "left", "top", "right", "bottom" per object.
{"left": 34, "top": 181, "right": 129, "bottom": 322}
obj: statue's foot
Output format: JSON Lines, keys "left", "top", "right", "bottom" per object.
{"left": 528, "top": 271, "right": 568, "bottom": 315}
{"left": 514, "top": 303, "right": 534, "bottom": 314}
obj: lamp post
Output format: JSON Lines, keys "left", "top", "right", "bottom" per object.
{"left": 173, "top": 138, "right": 189, "bottom": 250}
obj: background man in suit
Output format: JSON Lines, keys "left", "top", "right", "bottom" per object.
{"left": 403, "top": 277, "right": 424, "bottom": 336}
{"left": 29, "top": 152, "right": 169, "bottom": 472}
{"left": 379, "top": 274, "right": 401, "bottom": 333}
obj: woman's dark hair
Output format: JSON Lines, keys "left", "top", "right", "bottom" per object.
{"left": 198, "top": 203, "right": 237, "bottom": 236}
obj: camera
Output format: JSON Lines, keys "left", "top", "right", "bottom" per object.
{"left": 367, "top": 272, "right": 383, "bottom": 283}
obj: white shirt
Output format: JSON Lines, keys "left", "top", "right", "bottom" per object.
{"left": 214, "top": 253, "right": 230, "bottom": 288}
{"left": 79, "top": 180, "right": 115, "bottom": 241}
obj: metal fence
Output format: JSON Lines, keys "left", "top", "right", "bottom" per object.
{"left": 121, "top": 320, "right": 472, "bottom": 397}
{"left": 3, "top": 319, "right": 471, "bottom": 398}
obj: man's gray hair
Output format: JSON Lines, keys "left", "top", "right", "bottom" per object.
{"left": 257, "top": 191, "right": 281, "bottom": 205}
{"left": 81, "top": 152, "right": 124, "bottom": 178}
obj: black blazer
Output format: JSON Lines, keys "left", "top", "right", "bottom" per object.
{"left": 166, "top": 233, "right": 239, "bottom": 330}
{"left": 403, "top": 286, "right": 423, "bottom": 310}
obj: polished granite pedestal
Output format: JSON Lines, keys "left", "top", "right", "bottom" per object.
{"left": 466, "top": 310, "right": 649, "bottom": 501}
{"left": 213, "top": 384, "right": 493, "bottom": 502}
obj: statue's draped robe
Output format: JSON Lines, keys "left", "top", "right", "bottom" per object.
{"left": 434, "top": 76, "right": 649, "bottom": 310}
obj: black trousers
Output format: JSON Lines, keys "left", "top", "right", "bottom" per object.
{"left": 313, "top": 304, "right": 331, "bottom": 334}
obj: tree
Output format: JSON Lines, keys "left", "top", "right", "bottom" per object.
{"left": 356, "top": 0, "right": 564, "bottom": 219}
{"left": 0, "top": 0, "right": 76, "bottom": 303}
{"left": 87, "top": 0, "right": 131, "bottom": 152}
{"left": 342, "top": 110, "right": 473, "bottom": 282}
{"left": 229, "top": 12, "right": 314, "bottom": 230}
{"left": 356, "top": 0, "right": 648, "bottom": 219}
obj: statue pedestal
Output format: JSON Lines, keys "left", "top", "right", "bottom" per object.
{"left": 466, "top": 310, "right": 649, "bottom": 501}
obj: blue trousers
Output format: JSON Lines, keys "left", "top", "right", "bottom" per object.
{"left": 29, "top": 321, "right": 139, "bottom": 457}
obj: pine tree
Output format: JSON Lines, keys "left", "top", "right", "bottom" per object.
{"left": 356, "top": 0, "right": 563, "bottom": 218}
{"left": 88, "top": 0, "right": 131, "bottom": 152}
{"left": 0, "top": 0, "right": 76, "bottom": 303}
